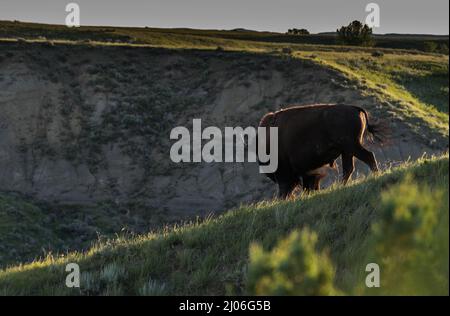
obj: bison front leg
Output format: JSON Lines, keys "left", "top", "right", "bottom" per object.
{"left": 302, "top": 175, "right": 322, "bottom": 191}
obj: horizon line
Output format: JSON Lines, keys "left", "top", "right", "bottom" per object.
{"left": 1, "top": 19, "right": 449, "bottom": 37}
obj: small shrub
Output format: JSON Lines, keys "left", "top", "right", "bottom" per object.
{"left": 366, "top": 174, "right": 448, "bottom": 295}
{"left": 371, "top": 50, "right": 384, "bottom": 57}
{"left": 100, "top": 263, "right": 126, "bottom": 283}
{"left": 424, "top": 41, "right": 438, "bottom": 53}
{"left": 138, "top": 279, "right": 168, "bottom": 296}
{"left": 247, "top": 229, "right": 339, "bottom": 295}
{"left": 80, "top": 271, "right": 100, "bottom": 293}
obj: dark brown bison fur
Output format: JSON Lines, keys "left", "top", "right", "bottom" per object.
{"left": 259, "top": 104, "right": 386, "bottom": 198}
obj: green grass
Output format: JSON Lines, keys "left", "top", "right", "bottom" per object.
{"left": 0, "top": 196, "right": 181, "bottom": 270}
{"left": 248, "top": 170, "right": 449, "bottom": 296}
{"left": 296, "top": 50, "right": 449, "bottom": 137}
{"left": 2, "top": 21, "right": 448, "bottom": 141}
{"left": 0, "top": 194, "right": 64, "bottom": 268}
{"left": 0, "top": 155, "right": 447, "bottom": 295}
{"left": 1, "top": 20, "right": 448, "bottom": 53}
{"left": 0, "top": 20, "right": 448, "bottom": 296}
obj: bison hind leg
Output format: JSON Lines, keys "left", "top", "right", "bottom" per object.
{"left": 329, "top": 159, "right": 338, "bottom": 170}
{"left": 278, "top": 179, "right": 299, "bottom": 199}
{"left": 353, "top": 145, "right": 379, "bottom": 173}
{"left": 342, "top": 153, "right": 355, "bottom": 184}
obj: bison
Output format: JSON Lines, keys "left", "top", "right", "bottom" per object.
{"left": 259, "top": 104, "right": 385, "bottom": 198}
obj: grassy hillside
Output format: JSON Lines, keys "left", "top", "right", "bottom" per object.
{"left": 1, "top": 20, "right": 448, "bottom": 53}
{"left": 0, "top": 155, "right": 447, "bottom": 295}
{"left": 1, "top": 21, "right": 448, "bottom": 141}
{"left": 296, "top": 50, "right": 449, "bottom": 135}
{"left": 0, "top": 20, "right": 448, "bottom": 296}
{"left": 0, "top": 194, "right": 175, "bottom": 269}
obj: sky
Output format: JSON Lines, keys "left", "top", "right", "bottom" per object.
{"left": 0, "top": 0, "right": 448, "bottom": 35}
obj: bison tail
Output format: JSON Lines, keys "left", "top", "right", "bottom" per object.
{"left": 367, "top": 120, "right": 391, "bottom": 145}
{"left": 355, "top": 106, "right": 391, "bottom": 145}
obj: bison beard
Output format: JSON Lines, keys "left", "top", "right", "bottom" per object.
{"left": 259, "top": 104, "right": 385, "bottom": 199}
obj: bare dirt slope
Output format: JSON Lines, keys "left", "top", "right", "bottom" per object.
{"left": 0, "top": 42, "right": 447, "bottom": 218}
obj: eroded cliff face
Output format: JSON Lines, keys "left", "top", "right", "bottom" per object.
{"left": 0, "top": 42, "right": 446, "bottom": 217}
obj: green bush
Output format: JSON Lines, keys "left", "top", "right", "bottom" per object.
{"left": 247, "top": 172, "right": 448, "bottom": 296}
{"left": 366, "top": 174, "right": 449, "bottom": 295}
{"left": 247, "top": 229, "right": 339, "bottom": 295}
{"left": 337, "top": 20, "right": 373, "bottom": 46}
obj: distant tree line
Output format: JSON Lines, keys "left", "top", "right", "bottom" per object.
{"left": 286, "top": 21, "right": 373, "bottom": 46}
{"left": 286, "top": 28, "right": 310, "bottom": 35}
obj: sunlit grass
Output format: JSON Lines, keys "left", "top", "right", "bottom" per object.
{"left": 1, "top": 21, "right": 448, "bottom": 296}
{"left": 4, "top": 27, "right": 447, "bottom": 139}
{"left": 0, "top": 154, "right": 447, "bottom": 295}
{"left": 295, "top": 50, "right": 449, "bottom": 135}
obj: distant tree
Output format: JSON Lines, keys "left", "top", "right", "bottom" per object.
{"left": 286, "top": 29, "right": 294, "bottom": 35}
{"left": 337, "top": 20, "right": 373, "bottom": 46}
{"left": 286, "top": 28, "right": 310, "bottom": 35}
